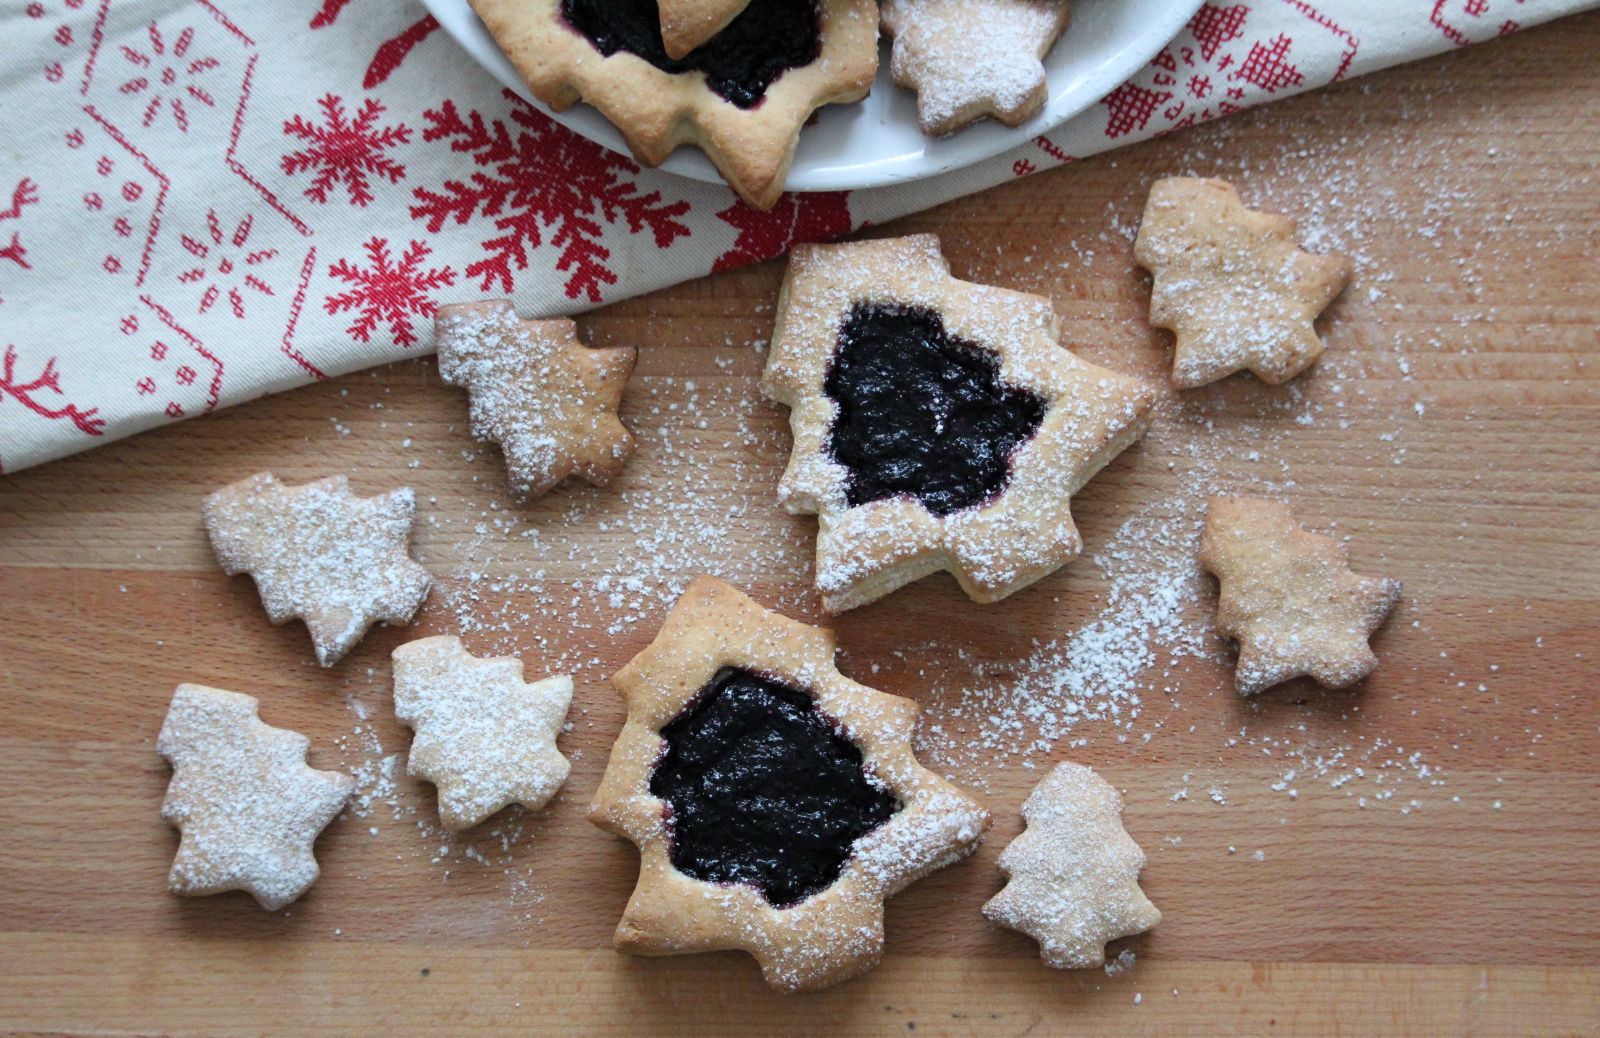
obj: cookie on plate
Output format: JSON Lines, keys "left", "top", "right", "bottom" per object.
{"left": 469, "top": 0, "right": 878, "bottom": 210}
{"left": 659, "top": 0, "right": 751, "bottom": 58}
{"left": 1133, "top": 177, "right": 1352, "bottom": 389}
{"left": 881, "top": 0, "right": 1071, "bottom": 136}
{"left": 983, "top": 761, "right": 1160, "bottom": 969}
{"left": 589, "top": 575, "right": 990, "bottom": 991}
{"left": 762, "top": 234, "right": 1156, "bottom": 613}
{"left": 1199, "top": 495, "right": 1402, "bottom": 695}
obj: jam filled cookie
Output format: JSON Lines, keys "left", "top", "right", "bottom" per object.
{"left": 983, "top": 762, "right": 1160, "bottom": 969}
{"left": 392, "top": 635, "right": 574, "bottom": 832}
{"left": 436, "top": 301, "right": 637, "bottom": 501}
{"left": 1133, "top": 177, "right": 1353, "bottom": 389}
{"left": 762, "top": 235, "right": 1157, "bottom": 613}
{"left": 159, "top": 684, "right": 354, "bottom": 911}
{"left": 1199, "top": 496, "right": 1402, "bottom": 696}
{"left": 589, "top": 576, "right": 990, "bottom": 991}
{"left": 204, "top": 473, "right": 432, "bottom": 667}
{"left": 659, "top": 0, "right": 752, "bottom": 58}
{"left": 881, "top": 0, "right": 1071, "bottom": 136}
{"left": 469, "top": 0, "right": 879, "bottom": 210}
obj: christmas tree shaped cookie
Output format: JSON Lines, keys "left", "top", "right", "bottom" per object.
{"left": 392, "top": 635, "right": 574, "bottom": 831}
{"left": 204, "top": 473, "right": 431, "bottom": 666}
{"left": 1199, "top": 495, "right": 1402, "bottom": 695}
{"left": 763, "top": 234, "right": 1156, "bottom": 613}
{"left": 1134, "top": 177, "right": 1352, "bottom": 389}
{"left": 435, "top": 300, "right": 636, "bottom": 501}
{"left": 983, "top": 761, "right": 1160, "bottom": 969}
{"left": 158, "top": 684, "right": 354, "bottom": 911}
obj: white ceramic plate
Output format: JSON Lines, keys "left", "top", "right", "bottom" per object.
{"left": 423, "top": 0, "right": 1204, "bottom": 191}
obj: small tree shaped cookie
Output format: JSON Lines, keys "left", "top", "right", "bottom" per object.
{"left": 392, "top": 635, "right": 573, "bottom": 831}
{"left": 1199, "top": 495, "right": 1402, "bottom": 696}
{"left": 983, "top": 761, "right": 1160, "bottom": 969}
{"left": 881, "top": 0, "right": 1072, "bottom": 135}
{"left": 204, "top": 473, "right": 432, "bottom": 667}
{"left": 435, "top": 300, "right": 637, "bottom": 501}
{"left": 1133, "top": 177, "right": 1352, "bottom": 389}
{"left": 158, "top": 684, "right": 354, "bottom": 911}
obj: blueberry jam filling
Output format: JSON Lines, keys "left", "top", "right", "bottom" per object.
{"left": 560, "top": 0, "right": 822, "bottom": 110}
{"left": 649, "top": 667, "right": 899, "bottom": 908}
{"left": 824, "top": 302, "right": 1049, "bottom": 517}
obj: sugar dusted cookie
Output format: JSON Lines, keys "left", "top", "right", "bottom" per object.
{"left": 392, "top": 635, "right": 573, "bottom": 832}
{"left": 762, "top": 234, "right": 1156, "bottom": 613}
{"left": 983, "top": 761, "right": 1160, "bottom": 969}
{"left": 158, "top": 684, "right": 354, "bottom": 911}
{"left": 659, "top": 0, "right": 751, "bottom": 58}
{"left": 467, "top": 0, "right": 878, "bottom": 210}
{"left": 204, "top": 473, "right": 431, "bottom": 666}
{"left": 436, "top": 300, "right": 636, "bottom": 500}
{"left": 881, "top": 0, "right": 1071, "bottom": 136}
{"left": 1199, "top": 495, "right": 1402, "bottom": 696}
{"left": 589, "top": 576, "right": 990, "bottom": 992}
{"left": 1133, "top": 177, "right": 1353, "bottom": 389}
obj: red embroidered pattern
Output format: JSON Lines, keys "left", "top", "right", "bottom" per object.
{"left": 324, "top": 237, "right": 455, "bottom": 348}
{"left": 0, "top": 344, "right": 105, "bottom": 436}
{"left": 712, "top": 192, "right": 852, "bottom": 275}
{"left": 281, "top": 94, "right": 411, "bottom": 207}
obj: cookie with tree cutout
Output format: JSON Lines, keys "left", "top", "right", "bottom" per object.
{"left": 158, "top": 684, "right": 354, "bottom": 911}
{"left": 436, "top": 300, "right": 636, "bottom": 500}
{"left": 1133, "top": 177, "right": 1352, "bottom": 389}
{"left": 392, "top": 635, "right": 573, "bottom": 831}
{"left": 204, "top": 473, "right": 431, "bottom": 666}
{"left": 589, "top": 575, "right": 990, "bottom": 991}
{"left": 983, "top": 761, "right": 1160, "bottom": 969}
{"left": 1199, "top": 495, "right": 1402, "bottom": 695}
{"left": 467, "top": 0, "right": 879, "bottom": 209}
{"left": 762, "top": 234, "right": 1156, "bottom": 613}
{"left": 881, "top": 0, "right": 1071, "bottom": 135}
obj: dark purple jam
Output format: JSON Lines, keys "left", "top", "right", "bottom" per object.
{"left": 648, "top": 667, "right": 899, "bottom": 908}
{"left": 560, "top": 0, "right": 822, "bottom": 110}
{"left": 824, "top": 302, "right": 1049, "bottom": 517}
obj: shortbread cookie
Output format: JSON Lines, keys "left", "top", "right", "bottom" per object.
{"left": 436, "top": 300, "right": 637, "bottom": 500}
{"left": 468, "top": 0, "right": 878, "bottom": 210}
{"left": 762, "top": 234, "right": 1156, "bottom": 613}
{"left": 589, "top": 575, "right": 990, "bottom": 992}
{"left": 1199, "top": 496, "right": 1402, "bottom": 696}
{"left": 983, "top": 762, "right": 1160, "bottom": 969}
{"left": 158, "top": 684, "right": 354, "bottom": 911}
{"left": 204, "top": 473, "right": 431, "bottom": 666}
{"left": 392, "top": 635, "right": 573, "bottom": 831}
{"left": 659, "top": 0, "right": 751, "bottom": 58}
{"left": 882, "top": 0, "right": 1071, "bottom": 136}
{"left": 1133, "top": 177, "right": 1352, "bottom": 389}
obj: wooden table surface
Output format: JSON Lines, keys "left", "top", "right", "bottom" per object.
{"left": 3, "top": 17, "right": 1598, "bottom": 1037}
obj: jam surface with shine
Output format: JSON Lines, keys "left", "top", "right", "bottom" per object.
{"left": 649, "top": 667, "right": 899, "bottom": 908}
{"left": 560, "top": 0, "right": 822, "bottom": 109}
{"left": 825, "top": 302, "right": 1049, "bottom": 516}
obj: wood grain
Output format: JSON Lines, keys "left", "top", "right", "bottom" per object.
{"left": 2, "top": 18, "right": 1598, "bottom": 1037}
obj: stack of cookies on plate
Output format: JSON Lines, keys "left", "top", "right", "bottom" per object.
{"left": 468, "top": 0, "right": 1075, "bottom": 207}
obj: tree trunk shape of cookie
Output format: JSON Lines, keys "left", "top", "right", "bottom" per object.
{"left": 203, "top": 472, "right": 432, "bottom": 667}
{"left": 983, "top": 761, "right": 1160, "bottom": 969}
{"left": 1198, "top": 495, "right": 1403, "bottom": 695}
{"left": 158, "top": 684, "right": 354, "bottom": 911}
{"left": 392, "top": 635, "right": 573, "bottom": 832}
{"left": 1133, "top": 177, "right": 1352, "bottom": 389}
{"left": 588, "top": 575, "right": 991, "bottom": 992}
{"left": 434, "top": 300, "right": 637, "bottom": 501}
{"left": 761, "top": 234, "right": 1157, "bottom": 613}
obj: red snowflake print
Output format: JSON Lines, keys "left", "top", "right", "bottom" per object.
{"left": 177, "top": 210, "right": 277, "bottom": 319}
{"left": 118, "top": 24, "right": 219, "bottom": 133}
{"left": 308, "top": 0, "right": 442, "bottom": 88}
{"left": 1101, "top": 83, "right": 1174, "bottom": 139}
{"left": 410, "top": 92, "right": 691, "bottom": 302}
{"left": 0, "top": 344, "right": 105, "bottom": 436}
{"left": 712, "top": 192, "right": 851, "bottom": 275}
{"left": 1232, "top": 34, "right": 1303, "bottom": 92}
{"left": 1, "top": 179, "right": 40, "bottom": 301}
{"left": 1190, "top": 3, "right": 1248, "bottom": 60}
{"left": 323, "top": 237, "right": 456, "bottom": 348}
{"left": 281, "top": 95, "right": 412, "bottom": 207}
